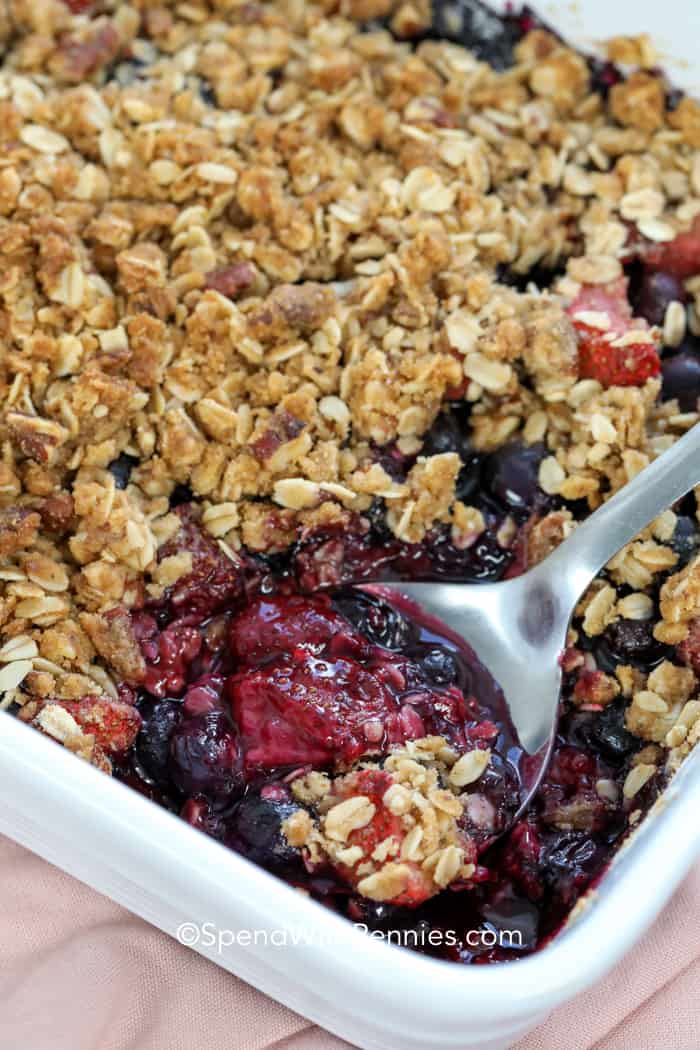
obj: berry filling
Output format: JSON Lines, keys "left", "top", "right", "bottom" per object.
{"left": 108, "top": 467, "right": 676, "bottom": 961}
{"left": 233, "top": 649, "right": 403, "bottom": 769}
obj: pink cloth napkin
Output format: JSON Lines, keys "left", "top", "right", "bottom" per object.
{"left": 1, "top": 833, "right": 698, "bottom": 1050}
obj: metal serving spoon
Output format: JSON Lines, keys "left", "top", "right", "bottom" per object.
{"left": 369, "top": 422, "right": 700, "bottom": 825}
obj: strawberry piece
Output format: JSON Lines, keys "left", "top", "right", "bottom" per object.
{"left": 572, "top": 669, "right": 616, "bottom": 706}
{"left": 57, "top": 696, "right": 141, "bottom": 754}
{"left": 249, "top": 410, "right": 305, "bottom": 463}
{"left": 568, "top": 278, "right": 660, "bottom": 387}
{"left": 326, "top": 769, "right": 438, "bottom": 907}
{"left": 645, "top": 216, "right": 700, "bottom": 279}
{"left": 577, "top": 337, "right": 660, "bottom": 387}
{"left": 141, "top": 621, "right": 202, "bottom": 698}
{"left": 157, "top": 507, "right": 245, "bottom": 620}
{"left": 677, "top": 618, "right": 700, "bottom": 674}
{"left": 63, "top": 0, "right": 93, "bottom": 11}
{"left": 231, "top": 651, "right": 403, "bottom": 770}
{"left": 569, "top": 279, "right": 637, "bottom": 336}
{"left": 59, "top": 24, "right": 120, "bottom": 80}
{"left": 230, "top": 601, "right": 478, "bottom": 769}
{"left": 229, "top": 594, "right": 364, "bottom": 665}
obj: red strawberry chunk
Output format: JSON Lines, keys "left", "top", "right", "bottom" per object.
{"left": 231, "top": 650, "right": 407, "bottom": 770}
{"left": 309, "top": 767, "right": 479, "bottom": 907}
{"left": 229, "top": 594, "right": 364, "bottom": 664}
{"left": 157, "top": 507, "right": 245, "bottom": 620}
{"left": 577, "top": 337, "right": 660, "bottom": 388}
{"left": 324, "top": 769, "right": 439, "bottom": 907}
{"left": 56, "top": 696, "right": 141, "bottom": 754}
{"left": 141, "top": 621, "right": 202, "bottom": 698}
{"left": 59, "top": 24, "right": 120, "bottom": 79}
{"left": 204, "top": 262, "right": 255, "bottom": 299}
{"left": 568, "top": 279, "right": 661, "bottom": 387}
{"left": 645, "top": 216, "right": 700, "bottom": 279}
{"left": 569, "top": 278, "right": 636, "bottom": 336}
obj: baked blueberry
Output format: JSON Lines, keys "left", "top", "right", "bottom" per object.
{"left": 661, "top": 351, "right": 700, "bottom": 410}
{"left": 108, "top": 453, "right": 139, "bottom": 490}
{"left": 226, "top": 787, "right": 303, "bottom": 872}
{"left": 135, "top": 700, "right": 182, "bottom": 788}
{"left": 332, "top": 589, "right": 417, "bottom": 651}
{"left": 483, "top": 442, "right": 546, "bottom": 513}
{"left": 632, "top": 271, "right": 686, "bottom": 327}
{"left": 428, "top": 0, "right": 525, "bottom": 69}
{"left": 169, "top": 711, "right": 244, "bottom": 801}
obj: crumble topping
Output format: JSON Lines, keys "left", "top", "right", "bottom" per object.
{"left": 283, "top": 735, "right": 481, "bottom": 902}
{"left": 0, "top": 1, "right": 700, "bottom": 932}
{"left": 0, "top": 5, "right": 696, "bottom": 578}
{"left": 657, "top": 553, "right": 700, "bottom": 643}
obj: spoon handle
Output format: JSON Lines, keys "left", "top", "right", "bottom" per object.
{"left": 537, "top": 421, "right": 700, "bottom": 602}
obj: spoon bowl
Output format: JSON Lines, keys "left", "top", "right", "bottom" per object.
{"left": 364, "top": 422, "right": 700, "bottom": 832}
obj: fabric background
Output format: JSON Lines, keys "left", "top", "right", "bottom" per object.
{"left": 1, "top": 834, "right": 698, "bottom": 1050}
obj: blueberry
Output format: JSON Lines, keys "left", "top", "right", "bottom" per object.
{"left": 372, "top": 441, "right": 413, "bottom": 482}
{"left": 347, "top": 899, "right": 402, "bottom": 929}
{"left": 455, "top": 451, "right": 485, "bottom": 505}
{"left": 169, "top": 483, "right": 195, "bottom": 508}
{"left": 590, "top": 698, "right": 642, "bottom": 762}
{"left": 333, "top": 590, "right": 417, "bottom": 650}
{"left": 481, "top": 887, "right": 539, "bottom": 951}
{"left": 421, "top": 408, "right": 470, "bottom": 458}
{"left": 364, "top": 497, "right": 394, "bottom": 543}
{"left": 496, "top": 262, "right": 564, "bottom": 292}
{"left": 420, "top": 646, "right": 458, "bottom": 685}
{"left": 420, "top": 409, "right": 483, "bottom": 504}
{"left": 671, "top": 515, "right": 700, "bottom": 566}
{"left": 588, "top": 58, "right": 622, "bottom": 97}
{"left": 666, "top": 88, "right": 685, "bottom": 112}
{"left": 482, "top": 441, "right": 545, "bottom": 513}
{"left": 135, "top": 699, "right": 182, "bottom": 788}
{"left": 347, "top": 898, "right": 433, "bottom": 949}
{"left": 226, "top": 789, "right": 302, "bottom": 871}
{"left": 541, "top": 833, "right": 602, "bottom": 891}
{"left": 169, "top": 710, "right": 244, "bottom": 801}
{"left": 199, "top": 80, "right": 217, "bottom": 106}
{"left": 595, "top": 618, "right": 670, "bottom": 673}
{"left": 428, "top": 0, "right": 523, "bottom": 70}
{"left": 633, "top": 271, "right": 686, "bottom": 327}
{"left": 107, "top": 58, "right": 148, "bottom": 87}
{"left": 426, "top": 526, "right": 513, "bottom": 582}
{"left": 661, "top": 351, "right": 700, "bottom": 410}
{"left": 108, "top": 452, "right": 139, "bottom": 490}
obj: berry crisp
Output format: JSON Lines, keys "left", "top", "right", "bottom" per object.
{"left": 2, "top": 0, "right": 700, "bottom": 962}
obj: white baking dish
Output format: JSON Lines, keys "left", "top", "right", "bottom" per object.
{"left": 3, "top": 3, "right": 700, "bottom": 1048}
{"left": 3, "top": 709, "right": 700, "bottom": 1050}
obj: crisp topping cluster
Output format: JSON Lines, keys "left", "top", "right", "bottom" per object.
{"left": 284, "top": 736, "right": 485, "bottom": 903}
